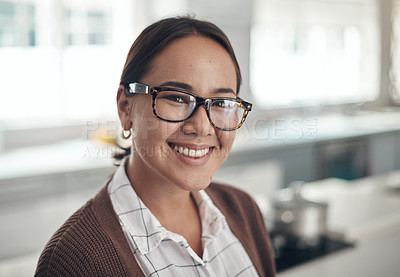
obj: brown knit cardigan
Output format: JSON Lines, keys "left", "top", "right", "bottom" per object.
{"left": 35, "top": 181, "right": 276, "bottom": 276}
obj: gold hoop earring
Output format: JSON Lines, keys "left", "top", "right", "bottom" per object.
{"left": 121, "top": 129, "right": 131, "bottom": 139}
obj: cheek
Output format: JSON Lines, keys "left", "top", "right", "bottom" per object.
{"left": 130, "top": 97, "right": 160, "bottom": 140}
{"left": 132, "top": 115, "right": 182, "bottom": 146}
{"left": 220, "top": 129, "right": 236, "bottom": 146}
{"left": 216, "top": 130, "right": 236, "bottom": 157}
{"left": 131, "top": 120, "right": 183, "bottom": 162}
{"left": 130, "top": 95, "right": 185, "bottom": 142}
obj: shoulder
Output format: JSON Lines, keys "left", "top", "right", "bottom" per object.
{"left": 35, "top": 200, "right": 98, "bottom": 276}
{"left": 206, "top": 181, "right": 249, "bottom": 196}
{"left": 205, "top": 181, "right": 264, "bottom": 232}
{"left": 205, "top": 181, "right": 259, "bottom": 212}
{"left": 34, "top": 187, "right": 131, "bottom": 276}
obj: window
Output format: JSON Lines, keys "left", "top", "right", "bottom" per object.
{"left": 390, "top": 0, "right": 400, "bottom": 103}
{"left": 0, "top": 0, "right": 190, "bottom": 123}
{"left": 66, "top": 8, "right": 110, "bottom": 46}
{"left": 0, "top": 0, "right": 119, "bottom": 120}
{"left": 0, "top": 1, "right": 36, "bottom": 47}
{"left": 251, "top": 0, "right": 381, "bottom": 108}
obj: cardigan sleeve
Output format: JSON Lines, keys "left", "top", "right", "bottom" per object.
{"left": 34, "top": 200, "right": 130, "bottom": 277}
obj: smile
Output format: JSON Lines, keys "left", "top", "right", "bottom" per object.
{"left": 169, "top": 143, "right": 211, "bottom": 158}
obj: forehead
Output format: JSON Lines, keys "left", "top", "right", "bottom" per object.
{"left": 143, "top": 36, "right": 237, "bottom": 95}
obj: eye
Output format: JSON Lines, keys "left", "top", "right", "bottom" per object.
{"left": 158, "top": 91, "right": 192, "bottom": 104}
{"left": 213, "top": 100, "right": 237, "bottom": 109}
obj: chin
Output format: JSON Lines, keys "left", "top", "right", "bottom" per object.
{"left": 177, "top": 176, "right": 213, "bottom": 192}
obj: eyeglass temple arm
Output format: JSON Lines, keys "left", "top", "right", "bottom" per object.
{"left": 128, "top": 83, "right": 151, "bottom": 95}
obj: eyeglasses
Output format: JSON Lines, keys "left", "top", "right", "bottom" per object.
{"left": 124, "top": 82, "right": 252, "bottom": 131}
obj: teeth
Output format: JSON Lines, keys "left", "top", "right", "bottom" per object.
{"left": 172, "top": 144, "right": 210, "bottom": 157}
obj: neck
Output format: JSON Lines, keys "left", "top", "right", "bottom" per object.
{"left": 125, "top": 154, "right": 194, "bottom": 219}
{"left": 125, "top": 154, "right": 204, "bottom": 257}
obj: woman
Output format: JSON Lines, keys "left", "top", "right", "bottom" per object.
{"left": 35, "top": 16, "right": 275, "bottom": 276}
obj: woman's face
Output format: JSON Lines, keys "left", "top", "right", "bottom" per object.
{"left": 121, "top": 35, "right": 237, "bottom": 192}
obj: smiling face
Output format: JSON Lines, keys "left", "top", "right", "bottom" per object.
{"left": 119, "top": 35, "right": 237, "bottom": 193}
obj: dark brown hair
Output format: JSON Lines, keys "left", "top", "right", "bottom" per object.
{"left": 120, "top": 15, "right": 242, "bottom": 93}
{"left": 114, "top": 15, "right": 242, "bottom": 161}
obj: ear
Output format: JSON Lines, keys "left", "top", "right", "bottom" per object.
{"left": 117, "top": 85, "right": 132, "bottom": 130}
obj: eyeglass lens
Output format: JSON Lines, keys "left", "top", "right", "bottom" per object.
{"left": 154, "top": 90, "right": 245, "bottom": 130}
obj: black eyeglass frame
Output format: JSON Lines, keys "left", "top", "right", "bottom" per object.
{"left": 123, "top": 82, "right": 252, "bottom": 131}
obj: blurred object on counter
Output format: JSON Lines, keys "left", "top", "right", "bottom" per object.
{"left": 272, "top": 181, "right": 328, "bottom": 248}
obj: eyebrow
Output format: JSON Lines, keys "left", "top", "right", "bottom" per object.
{"left": 158, "top": 81, "right": 236, "bottom": 96}
{"left": 159, "top": 81, "right": 192, "bottom": 91}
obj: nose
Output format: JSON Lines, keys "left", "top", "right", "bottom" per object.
{"left": 181, "top": 106, "right": 214, "bottom": 136}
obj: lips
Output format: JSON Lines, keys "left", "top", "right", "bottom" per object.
{"left": 168, "top": 143, "right": 212, "bottom": 158}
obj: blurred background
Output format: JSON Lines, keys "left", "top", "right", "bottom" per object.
{"left": 0, "top": 0, "right": 399, "bottom": 276}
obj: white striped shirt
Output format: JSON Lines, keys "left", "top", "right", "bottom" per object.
{"left": 108, "top": 160, "right": 259, "bottom": 277}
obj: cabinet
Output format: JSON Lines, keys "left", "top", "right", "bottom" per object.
{"left": 223, "top": 143, "right": 314, "bottom": 188}
{"left": 396, "top": 132, "right": 400, "bottom": 169}
{"left": 367, "top": 131, "right": 400, "bottom": 175}
{"left": 316, "top": 138, "right": 368, "bottom": 180}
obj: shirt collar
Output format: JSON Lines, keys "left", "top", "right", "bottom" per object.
{"left": 108, "top": 158, "right": 227, "bottom": 254}
{"left": 192, "top": 190, "right": 226, "bottom": 240}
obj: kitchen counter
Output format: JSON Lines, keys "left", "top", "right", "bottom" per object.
{"left": 232, "top": 110, "right": 400, "bottom": 154}
{"left": 302, "top": 172, "right": 400, "bottom": 241}
{"left": 0, "top": 139, "right": 115, "bottom": 204}
{"left": 278, "top": 224, "right": 400, "bottom": 277}
{"left": 227, "top": 110, "right": 400, "bottom": 171}
{"left": 1, "top": 110, "right": 399, "bottom": 181}
{"left": 0, "top": 139, "right": 114, "bottom": 180}
{"left": 277, "top": 172, "right": 400, "bottom": 277}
